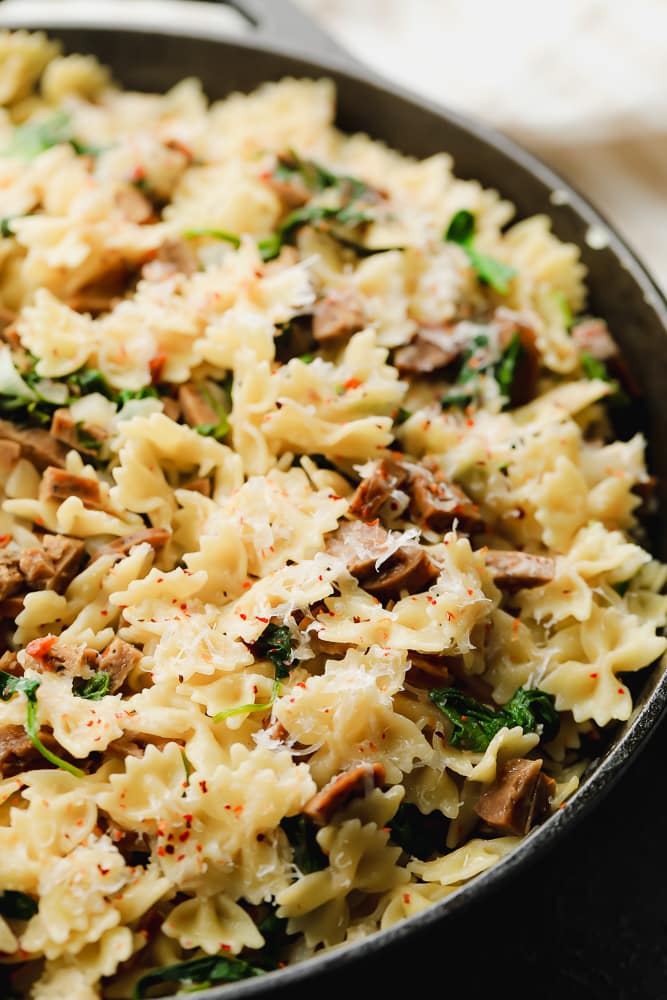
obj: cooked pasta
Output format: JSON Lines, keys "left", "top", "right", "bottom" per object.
{"left": 0, "top": 28, "right": 664, "bottom": 1000}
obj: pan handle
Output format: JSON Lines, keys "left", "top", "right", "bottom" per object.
{"left": 205, "top": 0, "right": 365, "bottom": 70}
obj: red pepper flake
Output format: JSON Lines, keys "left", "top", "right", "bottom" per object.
{"left": 617, "top": 687, "right": 625, "bottom": 695}
{"left": 177, "top": 854, "right": 185, "bottom": 861}
{"left": 157, "top": 846, "right": 166, "bottom": 857}
{"left": 0, "top": 534, "right": 10, "bottom": 546}
{"left": 97, "top": 865, "right": 110, "bottom": 875}
{"left": 239, "top": 613, "right": 247, "bottom": 620}
{"left": 179, "top": 831, "right": 190, "bottom": 843}
{"left": 25, "top": 634, "right": 57, "bottom": 660}
{"left": 148, "top": 353, "right": 167, "bottom": 384}
{"left": 343, "top": 377, "right": 362, "bottom": 391}
{"left": 256, "top": 616, "right": 269, "bottom": 623}
{"left": 403, "top": 893, "right": 411, "bottom": 904}
{"left": 199, "top": 780, "right": 208, "bottom": 793}
{"left": 589, "top": 672, "right": 598, "bottom": 679}
{"left": 179, "top": 603, "right": 187, "bottom": 611}
{"left": 100, "top": 609, "right": 108, "bottom": 616}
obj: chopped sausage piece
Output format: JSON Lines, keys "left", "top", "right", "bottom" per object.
{"left": 115, "top": 185, "right": 154, "bottom": 224}
{"left": 264, "top": 156, "right": 312, "bottom": 208}
{"left": 474, "top": 757, "right": 556, "bottom": 836}
{"left": 304, "top": 762, "right": 386, "bottom": 826}
{"left": 98, "top": 637, "right": 142, "bottom": 692}
{"left": 0, "top": 438, "right": 21, "bottom": 469}
{"left": 50, "top": 408, "right": 108, "bottom": 458}
{"left": 484, "top": 549, "right": 555, "bottom": 591}
{"left": 348, "top": 456, "right": 410, "bottom": 522}
{"left": 19, "top": 534, "right": 85, "bottom": 593}
{"left": 325, "top": 518, "right": 391, "bottom": 578}
{"left": 496, "top": 314, "right": 541, "bottom": 406}
{"left": 40, "top": 534, "right": 86, "bottom": 591}
{"left": 25, "top": 638, "right": 99, "bottom": 677}
{"left": 181, "top": 476, "right": 211, "bottom": 497}
{"left": 0, "top": 419, "right": 68, "bottom": 471}
{"left": 39, "top": 467, "right": 103, "bottom": 510}
{"left": 393, "top": 325, "right": 460, "bottom": 376}
{"left": 0, "top": 724, "right": 67, "bottom": 778}
{"left": 94, "top": 526, "right": 171, "bottom": 560}
{"left": 161, "top": 396, "right": 181, "bottom": 422}
{"left": 364, "top": 546, "right": 439, "bottom": 601}
{"left": 177, "top": 383, "right": 220, "bottom": 428}
{"left": 312, "top": 288, "right": 365, "bottom": 343}
{"left": 326, "top": 519, "right": 438, "bottom": 600}
{"left": 0, "top": 553, "right": 23, "bottom": 601}
{"left": 106, "top": 733, "right": 178, "bottom": 759}
{"left": 410, "top": 462, "right": 484, "bottom": 535}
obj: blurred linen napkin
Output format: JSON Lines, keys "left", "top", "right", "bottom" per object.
{"left": 1, "top": 0, "right": 664, "bottom": 291}
{"left": 297, "top": 0, "right": 667, "bottom": 293}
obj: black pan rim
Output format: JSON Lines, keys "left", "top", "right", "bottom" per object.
{"left": 3, "top": 15, "right": 667, "bottom": 998}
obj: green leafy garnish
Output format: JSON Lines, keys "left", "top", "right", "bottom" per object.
{"left": 579, "top": 351, "right": 629, "bottom": 405}
{"left": 272, "top": 150, "right": 373, "bottom": 202}
{"left": 193, "top": 383, "right": 230, "bottom": 442}
{"left": 444, "top": 209, "right": 517, "bottom": 294}
{"left": 281, "top": 814, "right": 328, "bottom": 873}
{"left": 75, "top": 422, "right": 103, "bottom": 452}
{"left": 394, "top": 407, "right": 412, "bottom": 425}
{"left": 0, "top": 216, "right": 17, "bottom": 238}
{"left": 387, "top": 801, "right": 449, "bottom": 860}
{"left": 254, "top": 623, "right": 294, "bottom": 681}
{"left": 257, "top": 233, "right": 283, "bottom": 262}
{"left": 183, "top": 228, "right": 241, "bottom": 248}
{"left": 72, "top": 672, "right": 111, "bottom": 700}
{"left": 116, "top": 385, "right": 159, "bottom": 406}
{"left": 0, "top": 671, "right": 84, "bottom": 777}
{"left": 0, "top": 889, "right": 38, "bottom": 920}
{"left": 4, "top": 111, "right": 97, "bottom": 161}
{"left": 132, "top": 953, "right": 263, "bottom": 999}
{"left": 213, "top": 623, "right": 296, "bottom": 721}
{"left": 441, "top": 330, "right": 524, "bottom": 410}
{"left": 429, "top": 685, "right": 559, "bottom": 752}
{"left": 495, "top": 329, "right": 522, "bottom": 401}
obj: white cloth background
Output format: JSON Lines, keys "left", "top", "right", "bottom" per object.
{"left": 0, "top": 0, "right": 664, "bottom": 291}
{"left": 296, "top": 0, "right": 667, "bottom": 293}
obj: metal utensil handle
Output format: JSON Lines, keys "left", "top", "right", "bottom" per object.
{"left": 205, "top": 0, "right": 363, "bottom": 69}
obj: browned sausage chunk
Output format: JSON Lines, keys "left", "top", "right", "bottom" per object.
{"left": 39, "top": 467, "right": 104, "bottom": 510}
{"left": 0, "top": 724, "right": 67, "bottom": 778}
{"left": 325, "top": 519, "right": 439, "bottom": 601}
{"left": 484, "top": 549, "right": 555, "bottom": 591}
{"left": 312, "top": 288, "right": 365, "bottom": 344}
{"left": 363, "top": 545, "right": 439, "bottom": 601}
{"left": 98, "top": 637, "right": 142, "bottom": 692}
{"left": 50, "top": 408, "right": 108, "bottom": 458}
{"left": 93, "top": 526, "right": 171, "bottom": 560}
{"left": 19, "top": 534, "right": 85, "bottom": 592}
{"left": 474, "top": 757, "right": 556, "bottom": 836}
{"left": 0, "top": 553, "right": 23, "bottom": 601}
{"left": 393, "top": 325, "right": 461, "bottom": 377}
{"left": 325, "top": 519, "right": 391, "bottom": 578}
{"left": 178, "top": 383, "right": 220, "bottom": 428}
{"left": 410, "top": 462, "right": 484, "bottom": 535}
{"left": 348, "top": 456, "right": 410, "bottom": 522}
{"left": 304, "top": 762, "right": 386, "bottom": 826}
{"left": 0, "top": 420, "right": 68, "bottom": 471}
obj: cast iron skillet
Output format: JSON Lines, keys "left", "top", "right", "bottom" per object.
{"left": 3, "top": 1, "right": 667, "bottom": 995}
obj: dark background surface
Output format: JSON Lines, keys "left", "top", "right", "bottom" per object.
{"left": 261, "top": 715, "right": 667, "bottom": 1000}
